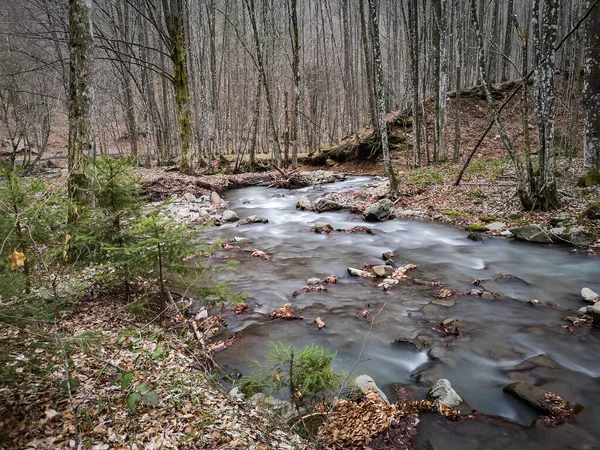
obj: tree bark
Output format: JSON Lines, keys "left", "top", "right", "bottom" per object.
{"left": 289, "top": 0, "right": 300, "bottom": 169}
{"left": 531, "top": 0, "right": 559, "bottom": 208}
{"left": 68, "top": 0, "right": 94, "bottom": 214}
{"left": 367, "top": 0, "right": 398, "bottom": 192}
{"left": 583, "top": 0, "right": 600, "bottom": 181}
{"left": 162, "top": 0, "right": 193, "bottom": 173}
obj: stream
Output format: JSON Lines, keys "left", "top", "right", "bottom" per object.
{"left": 204, "top": 176, "right": 600, "bottom": 449}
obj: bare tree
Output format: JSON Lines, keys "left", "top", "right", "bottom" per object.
{"left": 68, "top": 0, "right": 94, "bottom": 212}
{"left": 531, "top": 0, "right": 559, "bottom": 208}
{"left": 367, "top": 0, "right": 398, "bottom": 192}
{"left": 161, "top": 0, "right": 193, "bottom": 173}
{"left": 583, "top": 0, "right": 600, "bottom": 182}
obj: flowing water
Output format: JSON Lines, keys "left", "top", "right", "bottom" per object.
{"left": 204, "top": 176, "right": 600, "bottom": 449}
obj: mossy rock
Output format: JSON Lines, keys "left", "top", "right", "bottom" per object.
{"left": 480, "top": 216, "right": 496, "bottom": 224}
{"left": 465, "top": 223, "right": 487, "bottom": 232}
{"left": 467, "top": 232, "right": 484, "bottom": 241}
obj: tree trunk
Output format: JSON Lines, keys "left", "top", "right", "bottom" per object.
{"left": 68, "top": 0, "right": 94, "bottom": 214}
{"left": 453, "top": 0, "right": 462, "bottom": 162}
{"left": 583, "top": 0, "right": 600, "bottom": 182}
{"left": 162, "top": 0, "right": 193, "bottom": 174}
{"left": 367, "top": 0, "right": 398, "bottom": 192}
{"left": 289, "top": 0, "right": 300, "bottom": 169}
{"left": 359, "top": 0, "right": 378, "bottom": 134}
{"left": 531, "top": 0, "right": 560, "bottom": 208}
{"left": 406, "top": 0, "right": 421, "bottom": 168}
{"left": 244, "top": 0, "right": 281, "bottom": 167}
{"left": 432, "top": 0, "right": 449, "bottom": 162}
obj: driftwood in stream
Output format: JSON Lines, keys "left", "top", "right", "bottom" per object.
{"left": 268, "top": 165, "right": 310, "bottom": 189}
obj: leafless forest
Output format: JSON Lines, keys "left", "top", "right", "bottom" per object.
{"left": 1, "top": 1, "right": 599, "bottom": 192}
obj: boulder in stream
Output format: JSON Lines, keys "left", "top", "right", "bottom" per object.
{"left": 581, "top": 287, "right": 599, "bottom": 304}
{"left": 314, "top": 222, "right": 333, "bottom": 233}
{"left": 352, "top": 374, "right": 389, "bottom": 403}
{"left": 236, "top": 215, "right": 268, "bottom": 226}
{"left": 296, "top": 197, "right": 313, "bottom": 211}
{"left": 222, "top": 210, "right": 239, "bottom": 222}
{"left": 503, "top": 382, "right": 583, "bottom": 417}
{"left": 426, "top": 379, "right": 463, "bottom": 408}
{"left": 363, "top": 198, "right": 395, "bottom": 222}
{"left": 313, "top": 194, "right": 344, "bottom": 213}
{"left": 509, "top": 224, "right": 553, "bottom": 244}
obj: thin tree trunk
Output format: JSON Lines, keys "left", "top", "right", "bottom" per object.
{"left": 583, "top": 0, "right": 600, "bottom": 181}
{"left": 289, "top": 0, "right": 300, "bottom": 169}
{"left": 359, "top": 0, "right": 378, "bottom": 134}
{"left": 367, "top": 0, "right": 398, "bottom": 192}
{"left": 244, "top": 0, "right": 281, "bottom": 167}
{"left": 68, "top": 0, "right": 94, "bottom": 214}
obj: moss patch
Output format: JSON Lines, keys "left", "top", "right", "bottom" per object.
{"left": 465, "top": 224, "right": 487, "bottom": 232}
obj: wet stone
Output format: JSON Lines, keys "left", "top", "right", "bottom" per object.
{"left": 432, "top": 298, "right": 456, "bottom": 307}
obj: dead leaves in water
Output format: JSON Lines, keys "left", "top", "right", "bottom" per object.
{"left": 438, "top": 289, "right": 454, "bottom": 299}
{"left": 233, "top": 303, "right": 248, "bottom": 315}
{"left": 269, "top": 303, "right": 302, "bottom": 320}
{"left": 251, "top": 249, "right": 270, "bottom": 260}
{"left": 291, "top": 285, "right": 328, "bottom": 298}
{"left": 378, "top": 263, "right": 417, "bottom": 290}
{"left": 540, "top": 392, "right": 577, "bottom": 427}
{"left": 322, "top": 275, "right": 337, "bottom": 284}
{"left": 315, "top": 317, "right": 326, "bottom": 330}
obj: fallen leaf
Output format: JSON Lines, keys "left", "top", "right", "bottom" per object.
{"left": 9, "top": 249, "right": 25, "bottom": 271}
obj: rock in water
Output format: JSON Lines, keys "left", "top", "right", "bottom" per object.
{"left": 509, "top": 224, "right": 553, "bottom": 244}
{"left": 347, "top": 267, "right": 368, "bottom": 277}
{"left": 222, "top": 210, "right": 239, "bottom": 222}
{"left": 581, "top": 287, "right": 599, "bottom": 304}
{"left": 296, "top": 197, "right": 313, "bottom": 211}
{"left": 314, "top": 222, "right": 333, "bottom": 233}
{"left": 589, "top": 302, "right": 600, "bottom": 324}
{"left": 313, "top": 194, "right": 344, "bottom": 213}
{"left": 503, "top": 381, "right": 582, "bottom": 416}
{"left": 363, "top": 199, "right": 395, "bottom": 222}
{"left": 426, "top": 379, "right": 462, "bottom": 407}
{"left": 372, "top": 265, "right": 394, "bottom": 277}
{"left": 352, "top": 374, "right": 389, "bottom": 403}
